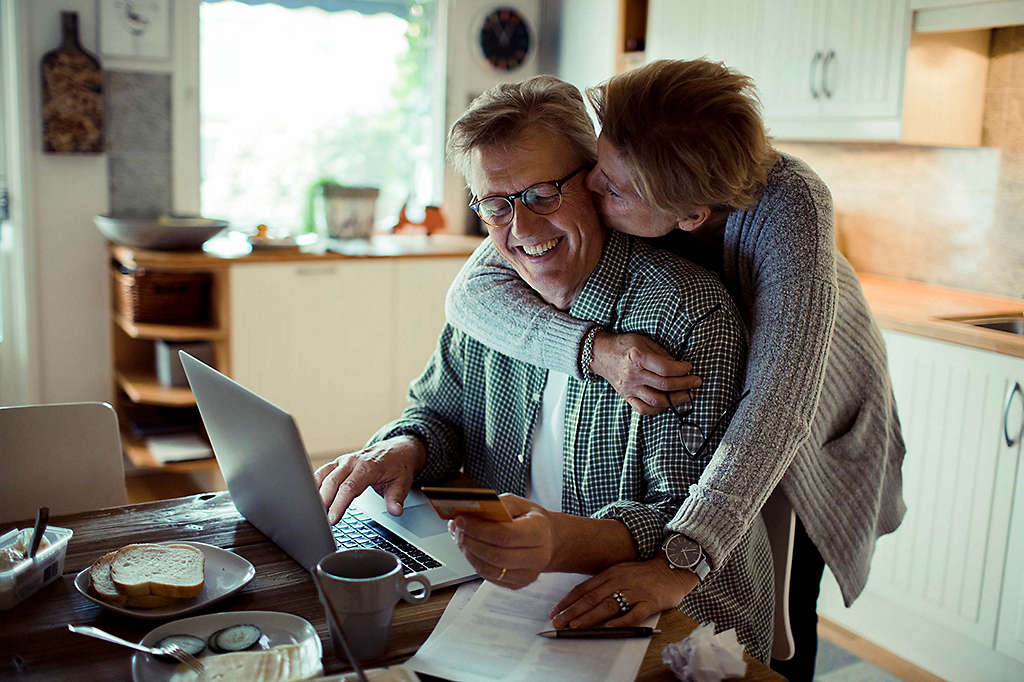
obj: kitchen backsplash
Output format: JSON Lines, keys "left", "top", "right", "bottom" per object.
{"left": 104, "top": 70, "right": 172, "bottom": 216}
{"left": 777, "top": 26, "right": 1024, "bottom": 300}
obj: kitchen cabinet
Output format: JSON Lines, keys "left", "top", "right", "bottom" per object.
{"left": 817, "top": 330, "right": 1024, "bottom": 680}
{"left": 647, "top": 0, "right": 911, "bottom": 140}
{"left": 230, "top": 257, "right": 467, "bottom": 461}
{"left": 997, "top": 379, "right": 1024, "bottom": 665}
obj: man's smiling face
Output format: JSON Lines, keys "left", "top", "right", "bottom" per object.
{"left": 469, "top": 127, "right": 605, "bottom": 311}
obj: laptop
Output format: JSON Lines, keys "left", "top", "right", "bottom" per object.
{"left": 179, "top": 351, "right": 478, "bottom": 588}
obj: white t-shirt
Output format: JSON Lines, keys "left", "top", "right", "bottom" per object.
{"left": 525, "top": 371, "right": 569, "bottom": 512}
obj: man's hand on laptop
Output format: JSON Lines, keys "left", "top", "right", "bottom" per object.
{"left": 314, "top": 435, "right": 427, "bottom": 525}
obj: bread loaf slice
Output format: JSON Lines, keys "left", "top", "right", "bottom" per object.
{"left": 90, "top": 550, "right": 127, "bottom": 606}
{"left": 110, "top": 543, "right": 205, "bottom": 599}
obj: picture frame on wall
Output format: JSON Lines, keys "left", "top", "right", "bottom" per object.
{"left": 100, "top": 0, "right": 171, "bottom": 60}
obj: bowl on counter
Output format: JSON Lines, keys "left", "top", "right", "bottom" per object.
{"left": 94, "top": 215, "right": 229, "bottom": 251}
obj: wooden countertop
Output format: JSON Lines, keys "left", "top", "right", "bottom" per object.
{"left": 110, "top": 233, "right": 485, "bottom": 271}
{"left": 859, "top": 272, "right": 1024, "bottom": 359}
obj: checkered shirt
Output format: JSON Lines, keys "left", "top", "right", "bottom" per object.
{"left": 371, "top": 231, "right": 773, "bottom": 660}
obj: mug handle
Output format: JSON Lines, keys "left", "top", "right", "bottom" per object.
{"left": 400, "top": 572, "right": 432, "bottom": 604}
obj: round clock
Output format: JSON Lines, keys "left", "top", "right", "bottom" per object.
{"left": 477, "top": 6, "right": 532, "bottom": 72}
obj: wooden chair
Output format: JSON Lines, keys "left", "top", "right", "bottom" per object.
{"left": 762, "top": 486, "right": 796, "bottom": 661}
{"left": 0, "top": 402, "right": 128, "bottom": 523}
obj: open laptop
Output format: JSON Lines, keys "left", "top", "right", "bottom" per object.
{"left": 179, "top": 351, "right": 478, "bottom": 588}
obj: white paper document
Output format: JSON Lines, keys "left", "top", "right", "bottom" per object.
{"left": 407, "top": 573, "right": 659, "bottom": 682}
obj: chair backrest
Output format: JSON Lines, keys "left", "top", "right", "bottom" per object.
{"left": 0, "top": 402, "right": 128, "bottom": 523}
{"left": 761, "top": 486, "right": 796, "bottom": 661}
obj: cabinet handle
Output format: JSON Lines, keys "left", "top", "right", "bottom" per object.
{"left": 809, "top": 51, "right": 822, "bottom": 99}
{"left": 822, "top": 49, "right": 835, "bottom": 99}
{"left": 1006, "top": 381, "right": 1024, "bottom": 448}
{"left": 294, "top": 266, "right": 337, "bottom": 276}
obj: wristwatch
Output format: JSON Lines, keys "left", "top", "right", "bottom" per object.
{"left": 662, "top": 533, "right": 710, "bottom": 581}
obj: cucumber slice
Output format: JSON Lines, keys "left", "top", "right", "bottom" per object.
{"left": 155, "top": 634, "right": 206, "bottom": 657}
{"left": 208, "top": 624, "right": 262, "bottom": 653}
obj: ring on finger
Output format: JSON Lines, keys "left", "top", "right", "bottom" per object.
{"left": 497, "top": 567, "right": 508, "bottom": 582}
{"left": 611, "top": 591, "right": 631, "bottom": 614}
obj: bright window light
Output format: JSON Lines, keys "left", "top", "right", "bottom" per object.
{"left": 199, "top": 0, "right": 441, "bottom": 234}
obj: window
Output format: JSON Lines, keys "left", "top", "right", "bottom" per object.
{"left": 199, "top": 0, "right": 442, "bottom": 234}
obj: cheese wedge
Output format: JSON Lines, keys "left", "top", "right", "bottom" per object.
{"left": 168, "top": 644, "right": 323, "bottom": 682}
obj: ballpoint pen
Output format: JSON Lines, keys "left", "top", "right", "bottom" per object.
{"left": 537, "top": 627, "right": 661, "bottom": 639}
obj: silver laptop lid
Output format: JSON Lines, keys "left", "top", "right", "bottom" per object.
{"left": 179, "top": 351, "right": 335, "bottom": 571}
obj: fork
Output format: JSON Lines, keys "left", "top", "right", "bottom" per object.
{"left": 67, "top": 624, "right": 205, "bottom": 673}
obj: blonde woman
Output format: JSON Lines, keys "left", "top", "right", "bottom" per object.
{"left": 445, "top": 60, "right": 906, "bottom": 678}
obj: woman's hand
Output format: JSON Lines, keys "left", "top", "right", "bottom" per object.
{"left": 450, "top": 495, "right": 556, "bottom": 590}
{"left": 589, "top": 332, "right": 701, "bottom": 415}
{"left": 549, "top": 557, "right": 699, "bottom": 629}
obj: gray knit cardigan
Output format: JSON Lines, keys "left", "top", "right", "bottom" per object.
{"left": 445, "top": 153, "right": 906, "bottom": 606}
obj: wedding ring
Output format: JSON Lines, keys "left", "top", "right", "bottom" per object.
{"left": 497, "top": 567, "right": 508, "bottom": 581}
{"left": 612, "top": 591, "right": 630, "bottom": 613}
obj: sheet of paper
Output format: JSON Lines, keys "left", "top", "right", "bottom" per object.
{"left": 408, "top": 573, "right": 658, "bottom": 682}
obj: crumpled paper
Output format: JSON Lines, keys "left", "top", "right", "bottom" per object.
{"left": 662, "top": 622, "right": 747, "bottom": 682}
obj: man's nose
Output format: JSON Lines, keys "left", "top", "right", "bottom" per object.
{"left": 509, "top": 198, "right": 544, "bottom": 239}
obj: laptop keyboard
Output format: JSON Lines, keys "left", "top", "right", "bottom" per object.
{"left": 332, "top": 508, "right": 442, "bottom": 572}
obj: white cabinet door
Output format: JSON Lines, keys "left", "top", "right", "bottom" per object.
{"left": 229, "top": 261, "right": 396, "bottom": 457}
{"left": 819, "top": 331, "right": 1024, "bottom": 680}
{"left": 391, "top": 258, "right": 466, "bottom": 416}
{"left": 997, "top": 379, "right": 1024, "bottom": 664}
{"left": 754, "top": 0, "right": 823, "bottom": 120}
{"left": 818, "top": 0, "right": 908, "bottom": 119}
{"left": 646, "top": 0, "right": 766, "bottom": 74}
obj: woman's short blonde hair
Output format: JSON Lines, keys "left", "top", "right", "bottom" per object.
{"left": 587, "top": 59, "right": 778, "bottom": 214}
{"left": 447, "top": 75, "right": 597, "bottom": 190}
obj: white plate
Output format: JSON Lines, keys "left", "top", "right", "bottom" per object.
{"left": 74, "top": 541, "right": 255, "bottom": 619}
{"left": 131, "top": 610, "right": 322, "bottom": 682}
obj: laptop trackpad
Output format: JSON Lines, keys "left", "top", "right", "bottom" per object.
{"left": 389, "top": 503, "right": 448, "bottom": 538}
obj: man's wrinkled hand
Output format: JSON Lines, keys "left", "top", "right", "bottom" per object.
{"left": 449, "top": 494, "right": 555, "bottom": 590}
{"left": 549, "top": 556, "right": 699, "bottom": 629}
{"left": 590, "top": 331, "right": 701, "bottom": 415}
{"left": 314, "top": 435, "right": 426, "bottom": 525}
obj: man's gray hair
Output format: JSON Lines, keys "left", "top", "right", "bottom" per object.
{"left": 446, "top": 75, "right": 597, "bottom": 188}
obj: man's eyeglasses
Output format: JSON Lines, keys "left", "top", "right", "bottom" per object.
{"left": 668, "top": 388, "right": 750, "bottom": 459}
{"left": 469, "top": 164, "right": 590, "bottom": 228}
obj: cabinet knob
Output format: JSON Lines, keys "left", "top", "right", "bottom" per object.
{"left": 1006, "top": 382, "right": 1023, "bottom": 448}
{"left": 809, "top": 51, "right": 822, "bottom": 100}
{"left": 822, "top": 50, "right": 836, "bottom": 99}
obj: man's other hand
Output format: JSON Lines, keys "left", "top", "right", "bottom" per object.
{"left": 314, "top": 435, "right": 427, "bottom": 525}
{"left": 450, "top": 494, "right": 555, "bottom": 590}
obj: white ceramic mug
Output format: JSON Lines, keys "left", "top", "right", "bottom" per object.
{"left": 315, "top": 548, "right": 431, "bottom": 661}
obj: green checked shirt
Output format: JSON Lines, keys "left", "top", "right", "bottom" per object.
{"left": 371, "top": 230, "right": 748, "bottom": 560}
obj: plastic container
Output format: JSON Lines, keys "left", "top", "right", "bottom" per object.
{"left": 0, "top": 526, "right": 73, "bottom": 610}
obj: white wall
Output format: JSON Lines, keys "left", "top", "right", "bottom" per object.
{"left": 20, "top": 0, "right": 111, "bottom": 404}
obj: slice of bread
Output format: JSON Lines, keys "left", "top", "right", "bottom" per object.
{"left": 110, "top": 543, "right": 205, "bottom": 599}
{"left": 90, "top": 550, "right": 127, "bottom": 606}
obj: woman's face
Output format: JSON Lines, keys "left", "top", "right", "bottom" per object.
{"left": 585, "top": 134, "right": 679, "bottom": 238}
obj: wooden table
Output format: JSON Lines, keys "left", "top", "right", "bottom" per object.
{"left": 0, "top": 493, "right": 782, "bottom": 681}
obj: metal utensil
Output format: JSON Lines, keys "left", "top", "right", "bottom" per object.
{"left": 27, "top": 507, "right": 49, "bottom": 559}
{"left": 67, "top": 624, "right": 204, "bottom": 673}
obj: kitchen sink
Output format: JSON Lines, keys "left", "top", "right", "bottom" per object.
{"left": 953, "top": 313, "right": 1024, "bottom": 336}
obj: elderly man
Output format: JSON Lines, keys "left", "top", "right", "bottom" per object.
{"left": 315, "top": 76, "right": 773, "bottom": 661}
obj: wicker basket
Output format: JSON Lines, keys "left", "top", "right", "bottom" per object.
{"left": 113, "top": 265, "right": 211, "bottom": 325}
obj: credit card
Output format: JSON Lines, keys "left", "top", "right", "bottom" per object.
{"left": 420, "top": 486, "right": 513, "bottom": 522}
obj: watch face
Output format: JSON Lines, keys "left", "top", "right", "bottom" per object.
{"left": 664, "top": 534, "right": 702, "bottom": 569}
{"left": 478, "top": 7, "right": 531, "bottom": 72}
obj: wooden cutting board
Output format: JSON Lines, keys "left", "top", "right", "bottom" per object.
{"left": 41, "top": 11, "right": 103, "bottom": 154}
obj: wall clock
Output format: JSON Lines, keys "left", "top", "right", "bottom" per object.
{"left": 100, "top": 0, "right": 171, "bottom": 60}
{"left": 477, "top": 6, "right": 532, "bottom": 72}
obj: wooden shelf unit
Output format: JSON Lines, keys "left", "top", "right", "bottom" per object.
{"left": 109, "top": 245, "right": 230, "bottom": 474}
{"left": 616, "top": 0, "right": 648, "bottom": 73}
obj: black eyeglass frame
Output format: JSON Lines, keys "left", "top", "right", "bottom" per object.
{"left": 667, "top": 388, "right": 751, "bottom": 459}
{"left": 469, "top": 164, "right": 591, "bottom": 228}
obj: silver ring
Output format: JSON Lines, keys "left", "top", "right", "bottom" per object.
{"left": 612, "top": 591, "right": 630, "bottom": 613}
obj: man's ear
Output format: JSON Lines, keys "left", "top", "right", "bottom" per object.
{"left": 675, "top": 206, "right": 712, "bottom": 232}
